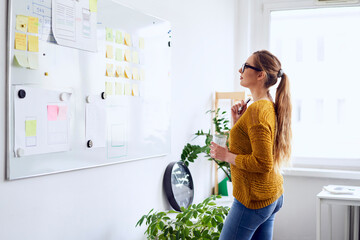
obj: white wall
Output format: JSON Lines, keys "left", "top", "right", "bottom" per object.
{"left": 0, "top": 0, "right": 236, "bottom": 239}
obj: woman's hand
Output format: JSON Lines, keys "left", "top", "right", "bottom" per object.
{"left": 210, "top": 142, "right": 236, "bottom": 165}
{"left": 231, "top": 100, "right": 248, "bottom": 124}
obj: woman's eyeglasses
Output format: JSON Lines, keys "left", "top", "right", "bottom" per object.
{"left": 241, "top": 63, "right": 262, "bottom": 73}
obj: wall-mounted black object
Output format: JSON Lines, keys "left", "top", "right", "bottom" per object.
{"left": 163, "top": 161, "right": 194, "bottom": 211}
{"left": 18, "top": 89, "right": 26, "bottom": 99}
{"left": 87, "top": 140, "right": 93, "bottom": 148}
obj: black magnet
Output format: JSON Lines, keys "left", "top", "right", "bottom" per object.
{"left": 101, "top": 92, "right": 106, "bottom": 99}
{"left": 18, "top": 89, "right": 26, "bottom": 99}
{"left": 87, "top": 140, "right": 93, "bottom": 148}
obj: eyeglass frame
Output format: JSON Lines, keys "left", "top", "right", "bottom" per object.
{"left": 241, "top": 63, "right": 262, "bottom": 73}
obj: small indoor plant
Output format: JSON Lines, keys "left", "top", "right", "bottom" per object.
{"left": 180, "top": 108, "right": 231, "bottom": 183}
{"left": 136, "top": 195, "right": 230, "bottom": 240}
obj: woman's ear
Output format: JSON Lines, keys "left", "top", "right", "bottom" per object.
{"left": 257, "top": 71, "right": 267, "bottom": 81}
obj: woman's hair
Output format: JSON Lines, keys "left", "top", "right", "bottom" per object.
{"left": 252, "top": 50, "right": 292, "bottom": 170}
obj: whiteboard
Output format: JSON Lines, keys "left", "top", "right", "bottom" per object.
{"left": 6, "top": 0, "right": 171, "bottom": 180}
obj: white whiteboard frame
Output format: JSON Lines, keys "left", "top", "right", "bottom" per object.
{"left": 6, "top": 0, "right": 172, "bottom": 180}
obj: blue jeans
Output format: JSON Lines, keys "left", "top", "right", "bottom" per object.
{"left": 219, "top": 195, "right": 283, "bottom": 240}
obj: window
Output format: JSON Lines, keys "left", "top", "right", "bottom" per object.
{"left": 269, "top": 7, "right": 360, "bottom": 170}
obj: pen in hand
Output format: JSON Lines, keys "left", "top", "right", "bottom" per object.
{"left": 238, "top": 98, "right": 251, "bottom": 114}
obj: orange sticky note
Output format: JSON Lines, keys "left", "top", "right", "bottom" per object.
{"left": 132, "top": 51, "right": 139, "bottom": 64}
{"left": 132, "top": 67, "right": 139, "bottom": 80}
{"left": 124, "top": 83, "right": 131, "bottom": 96}
{"left": 106, "top": 45, "right": 113, "bottom": 59}
{"left": 105, "top": 82, "right": 113, "bottom": 95}
{"left": 115, "top": 82, "right": 123, "bottom": 95}
{"left": 28, "top": 16, "right": 39, "bottom": 34}
{"left": 124, "top": 33, "right": 132, "bottom": 46}
{"left": 15, "top": 32, "right": 27, "bottom": 51}
{"left": 124, "top": 67, "right": 131, "bottom": 79}
{"left": 132, "top": 84, "right": 139, "bottom": 96}
{"left": 115, "top": 65, "right": 123, "bottom": 77}
{"left": 106, "top": 63, "right": 114, "bottom": 77}
{"left": 28, "top": 35, "right": 39, "bottom": 52}
{"left": 124, "top": 49, "right": 131, "bottom": 62}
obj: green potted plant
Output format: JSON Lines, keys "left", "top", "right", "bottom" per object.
{"left": 180, "top": 109, "right": 232, "bottom": 194}
{"left": 136, "top": 195, "right": 230, "bottom": 240}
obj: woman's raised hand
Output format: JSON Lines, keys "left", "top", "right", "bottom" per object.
{"left": 231, "top": 100, "right": 247, "bottom": 124}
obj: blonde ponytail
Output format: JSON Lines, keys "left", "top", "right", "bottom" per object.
{"left": 274, "top": 73, "right": 292, "bottom": 170}
{"left": 253, "top": 50, "right": 292, "bottom": 171}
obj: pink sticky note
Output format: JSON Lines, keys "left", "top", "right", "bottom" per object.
{"left": 47, "top": 105, "right": 59, "bottom": 121}
{"left": 57, "top": 106, "right": 68, "bottom": 120}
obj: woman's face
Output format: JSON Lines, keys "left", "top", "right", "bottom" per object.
{"left": 238, "top": 55, "right": 262, "bottom": 89}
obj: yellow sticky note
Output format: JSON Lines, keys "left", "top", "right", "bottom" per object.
{"left": 115, "top": 66, "right": 123, "bottom": 77}
{"left": 115, "top": 30, "right": 123, "bottom": 44}
{"left": 106, "top": 27, "right": 113, "bottom": 42}
{"left": 106, "top": 63, "right": 113, "bottom": 77}
{"left": 140, "top": 69, "right": 145, "bottom": 81}
{"left": 124, "top": 49, "right": 131, "bottom": 62}
{"left": 139, "top": 37, "right": 145, "bottom": 49}
{"left": 124, "top": 83, "right": 131, "bottom": 96}
{"left": 28, "top": 35, "right": 39, "bottom": 52}
{"left": 106, "top": 45, "right": 113, "bottom": 59}
{"left": 28, "top": 54, "right": 39, "bottom": 69}
{"left": 132, "top": 67, "right": 139, "bottom": 80}
{"left": 124, "top": 67, "right": 131, "bottom": 79}
{"left": 28, "top": 16, "right": 39, "bottom": 34}
{"left": 124, "top": 33, "right": 132, "bottom": 46}
{"left": 14, "top": 52, "right": 29, "bottom": 68}
{"left": 25, "top": 120, "right": 37, "bottom": 137}
{"left": 115, "top": 48, "right": 123, "bottom": 61}
{"left": 89, "top": 0, "right": 97, "bottom": 12}
{"left": 105, "top": 82, "right": 113, "bottom": 95}
{"left": 132, "top": 84, "right": 139, "bottom": 96}
{"left": 115, "top": 82, "right": 123, "bottom": 95}
{"left": 15, "top": 32, "right": 27, "bottom": 51}
{"left": 132, "top": 51, "right": 139, "bottom": 64}
{"left": 16, "top": 15, "right": 28, "bottom": 32}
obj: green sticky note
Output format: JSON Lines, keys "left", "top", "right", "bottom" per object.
{"left": 89, "top": 0, "right": 97, "bottom": 12}
{"left": 106, "top": 27, "right": 113, "bottom": 42}
{"left": 115, "top": 48, "right": 123, "bottom": 61}
{"left": 115, "top": 30, "right": 123, "bottom": 44}
{"left": 25, "top": 120, "right": 37, "bottom": 137}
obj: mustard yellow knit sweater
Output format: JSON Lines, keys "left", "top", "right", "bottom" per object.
{"left": 229, "top": 100, "right": 283, "bottom": 209}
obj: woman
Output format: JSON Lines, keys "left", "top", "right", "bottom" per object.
{"left": 210, "top": 50, "right": 292, "bottom": 240}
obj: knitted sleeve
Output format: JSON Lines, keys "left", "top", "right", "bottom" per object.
{"left": 234, "top": 122, "right": 274, "bottom": 173}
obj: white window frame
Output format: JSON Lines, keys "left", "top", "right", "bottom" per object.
{"left": 259, "top": 0, "right": 360, "bottom": 179}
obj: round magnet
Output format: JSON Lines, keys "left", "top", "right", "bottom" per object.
{"left": 86, "top": 96, "right": 92, "bottom": 103}
{"left": 18, "top": 89, "right": 26, "bottom": 99}
{"left": 60, "top": 93, "right": 68, "bottom": 101}
{"left": 101, "top": 92, "right": 107, "bottom": 99}
{"left": 17, "top": 148, "right": 24, "bottom": 157}
{"left": 87, "top": 140, "right": 93, "bottom": 148}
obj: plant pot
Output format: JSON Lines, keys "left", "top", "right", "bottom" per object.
{"left": 227, "top": 180, "right": 233, "bottom": 196}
